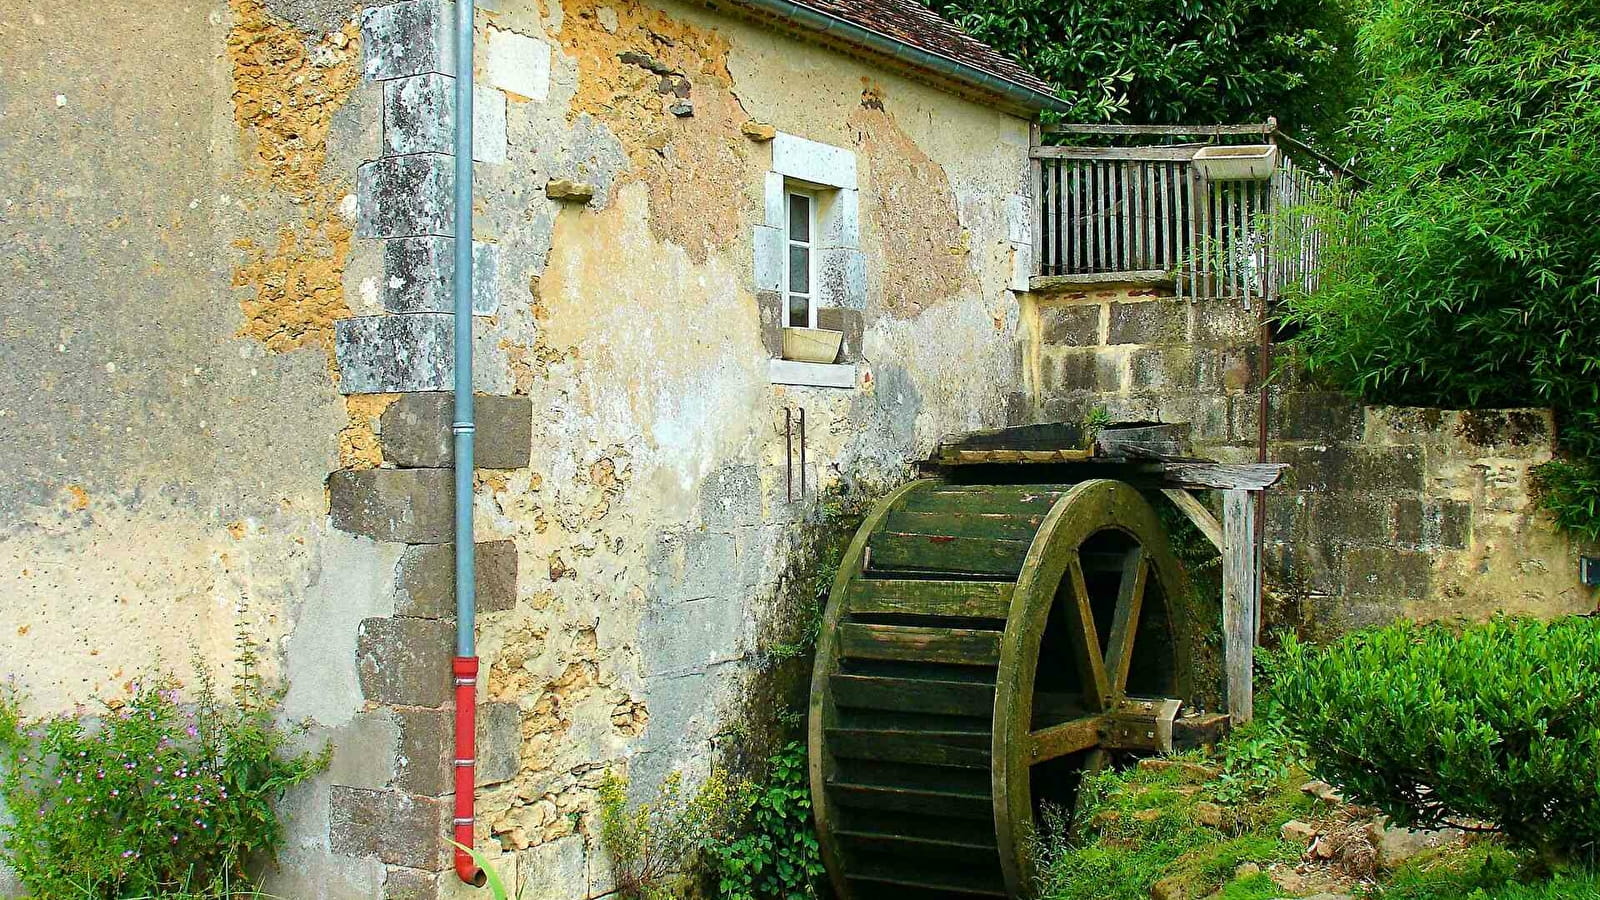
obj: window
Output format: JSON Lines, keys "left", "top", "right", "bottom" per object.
{"left": 785, "top": 189, "right": 818, "bottom": 329}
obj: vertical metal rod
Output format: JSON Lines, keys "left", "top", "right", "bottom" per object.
{"left": 799, "top": 407, "right": 807, "bottom": 498}
{"left": 785, "top": 408, "right": 793, "bottom": 503}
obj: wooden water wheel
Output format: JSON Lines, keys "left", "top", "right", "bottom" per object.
{"left": 808, "top": 477, "right": 1221, "bottom": 899}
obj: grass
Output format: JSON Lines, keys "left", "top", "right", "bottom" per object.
{"left": 1036, "top": 716, "right": 1600, "bottom": 900}
{"left": 1036, "top": 734, "right": 1314, "bottom": 900}
{"left": 1372, "top": 844, "right": 1600, "bottom": 900}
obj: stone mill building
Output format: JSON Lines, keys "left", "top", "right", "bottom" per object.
{"left": 0, "top": 0, "right": 1593, "bottom": 897}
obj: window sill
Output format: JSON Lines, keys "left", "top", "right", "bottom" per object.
{"left": 769, "top": 359, "right": 857, "bottom": 389}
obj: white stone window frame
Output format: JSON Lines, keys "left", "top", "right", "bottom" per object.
{"left": 757, "top": 134, "right": 865, "bottom": 388}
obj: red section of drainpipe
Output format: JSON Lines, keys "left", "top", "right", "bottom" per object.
{"left": 453, "top": 656, "right": 485, "bottom": 886}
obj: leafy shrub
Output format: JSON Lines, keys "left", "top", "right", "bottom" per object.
{"left": 1272, "top": 617, "right": 1600, "bottom": 867}
{"left": 1280, "top": 0, "right": 1600, "bottom": 536}
{"left": 925, "top": 0, "right": 1359, "bottom": 140}
{"left": 597, "top": 768, "right": 746, "bottom": 900}
{"left": 0, "top": 657, "right": 328, "bottom": 898}
{"left": 705, "top": 741, "right": 823, "bottom": 900}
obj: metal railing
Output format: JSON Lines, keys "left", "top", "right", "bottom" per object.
{"left": 1031, "top": 122, "right": 1354, "bottom": 301}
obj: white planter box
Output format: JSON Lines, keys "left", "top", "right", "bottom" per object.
{"left": 1193, "top": 144, "right": 1279, "bottom": 181}
{"left": 782, "top": 327, "right": 843, "bottom": 364}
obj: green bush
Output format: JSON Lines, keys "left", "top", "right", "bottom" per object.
{"left": 1271, "top": 617, "right": 1600, "bottom": 867}
{"left": 0, "top": 656, "right": 328, "bottom": 899}
{"left": 597, "top": 768, "right": 746, "bottom": 900}
{"left": 1280, "top": 0, "right": 1600, "bottom": 536}
{"left": 705, "top": 741, "right": 824, "bottom": 900}
{"left": 925, "top": 0, "right": 1359, "bottom": 140}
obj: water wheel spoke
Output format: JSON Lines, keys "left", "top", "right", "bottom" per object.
{"left": 1066, "top": 552, "right": 1113, "bottom": 709}
{"left": 1026, "top": 714, "right": 1105, "bottom": 763}
{"left": 1103, "top": 550, "right": 1148, "bottom": 696}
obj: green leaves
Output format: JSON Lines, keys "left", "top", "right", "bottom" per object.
{"left": 928, "top": 0, "right": 1359, "bottom": 141}
{"left": 1273, "top": 617, "right": 1600, "bottom": 867}
{"left": 0, "top": 652, "right": 328, "bottom": 899}
{"left": 704, "top": 742, "right": 824, "bottom": 900}
{"left": 1280, "top": 0, "right": 1600, "bottom": 538}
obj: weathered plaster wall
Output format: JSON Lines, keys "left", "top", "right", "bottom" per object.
{"left": 1021, "top": 281, "right": 1600, "bottom": 633}
{"left": 428, "top": 0, "right": 1034, "bottom": 890}
{"left": 2, "top": 0, "right": 1035, "bottom": 895}
{"left": 0, "top": 0, "right": 405, "bottom": 894}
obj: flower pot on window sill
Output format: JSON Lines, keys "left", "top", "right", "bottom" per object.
{"left": 781, "top": 327, "right": 844, "bottom": 364}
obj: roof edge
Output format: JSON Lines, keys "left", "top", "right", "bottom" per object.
{"left": 702, "top": 0, "right": 1069, "bottom": 116}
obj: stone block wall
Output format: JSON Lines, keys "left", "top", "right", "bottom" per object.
{"left": 1023, "top": 281, "right": 1598, "bottom": 632}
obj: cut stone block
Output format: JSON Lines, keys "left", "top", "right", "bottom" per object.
{"left": 816, "top": 307, "right": 864, "bottom": 364}
{"left": 476, "top": 701, "right": 522, "bottom": 787}
{"left": 1108, "top": 299, "right": 1185, "bottom": 345}
{"left": 545, "top": 178, "right": 595, "bottom": 202}
{"left": 771, "top": 132, "right": 856, "bottom": 189}
{"left": 380, "top": 392, "right": 531, "bottom": 469}
{"left": 486, "top": 27, "right": 551, "bottom": 102}
{"left": 753, "top": 225, "right": 783, "bottom": 292}
{"left": 362, "top": 0, "right": 456, "bottom": 81}
{"left": 357, "top": 616, "right": 454, "bottom": 707}
{"left": 394, "top": 540, "right": 519, "bottom": 618}
{"left": 335, "top": 314, "right": 454, "bottom": 395}
{"left": 1039, "top": 304, "right": 1100, "bottom": 347}
{"left": 329, "top": 468, "right": 455, "bottom": 544}
{"left": 330, "top": 786, "right": 451, "bottom": 869}
{"left": 382, "top": 75, "right": 508, "bottom": 163}
{"left": 818, "top": 247, "right": 866, "bottom": 310}
{"left": 639, "top": 595, "right": 746, "bottom": 678}
{"left": 393, "top": 706, "right": 452, "bottom": 796}
{"left": 384, "top": 238, "right": 500, "bottom": 316}
{"left": 358, "top": 154, "right": 454, "bottom": 239}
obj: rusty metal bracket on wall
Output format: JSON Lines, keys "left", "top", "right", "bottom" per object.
{"left": 785, "top": 406, "right": 807, "bottom": 502}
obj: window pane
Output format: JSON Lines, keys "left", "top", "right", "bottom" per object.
{"left": 788, "top": 194, "right": 811, "bottom": 243}
{"left": 788, "top": 293, "right": 809, "bottom": 327}
{"left": 788, "top": 245, "right": 811, "bottom": 294}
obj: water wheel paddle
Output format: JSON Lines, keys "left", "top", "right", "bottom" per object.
{"left": 808, "top": 479, "right": 1199, "bottom": 899}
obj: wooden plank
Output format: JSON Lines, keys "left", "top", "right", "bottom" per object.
{"left": 939, "top": 447, "right": 1093, "bottom": 465}
{"left": 847, "top": 578, "right": 1015, "bottom": 618}
{"left": 837, "top": 623, "right": 1002, "bottom": 666}
{"left": 1029, "top": 145, "right": 1203, "bottom": 162}
{"left": 1103, "top": 550, "right": 1148, "bottom": 693}
{"left": 942, "top": 422, "right": 1089, "bottom": 450}
{"left": 1171, "top": 712, "right": 1231, "bottom": 750}
{"left": 837, "top": 830, "right": 996, "bottom": 855}
{"left": 828, "top": 782, "right": 993, "bottom": 819}
{"left": 1159, "top": 462, "right": 1287, "bottom": 490}
{"left": 1042, "top": 122, "right": 1274, "bottom": 136}
{"left": 1223, "top": 490, "right": 1259, "bottom": 724}
{"left": 868, "top": 532, "right": 1032, "bottom": 577}
{"left": 1066, "top": 554, "right": 1114, "bottom": 708}
{"left": 1027, "top": 715, "right": 1104, "bottom": 762}
{"left": 826, "top": 728, "right": 991, "bottom": 769}
{"left": 1160, "top": 488, "right": 1224, "bottom": 552}
{"left": 900, "top": 485, "right": 1068, "bottom": 516}
{"left": 829, "top": 674, "right": 996, "bottom": 717}
{"left": 1097, "top": 423, "right": 1194, "bottom": 458}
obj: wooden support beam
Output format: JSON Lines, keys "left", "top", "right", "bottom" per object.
{"left": 1162, "top": 462, "right": 1286, "bottom": 491}
{"left": 1160, "top": 488, "right": 1224, "bottom": 552}
{"left": 1222, "top": 490, "right": 1260, "bottom": 724}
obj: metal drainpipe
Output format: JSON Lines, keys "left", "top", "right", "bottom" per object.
{"left": 451, "top": 0, "right": 485, "bottom": 887}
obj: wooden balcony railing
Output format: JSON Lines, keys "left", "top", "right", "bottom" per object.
{"left": 1031, "top": 123, "right": 1352, "bottom": 302}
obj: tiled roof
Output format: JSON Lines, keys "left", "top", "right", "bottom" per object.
{"left": 789, "top": 0, "right": 1055, "bottom": 99}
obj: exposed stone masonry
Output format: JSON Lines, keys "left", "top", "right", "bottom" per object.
{"left": 1024, "top": 280, "right": 1597, "bottom": 632}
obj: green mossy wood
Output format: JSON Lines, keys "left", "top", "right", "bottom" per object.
{"left": 809, "top": 479, "right": 1209, "bottom": 899}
